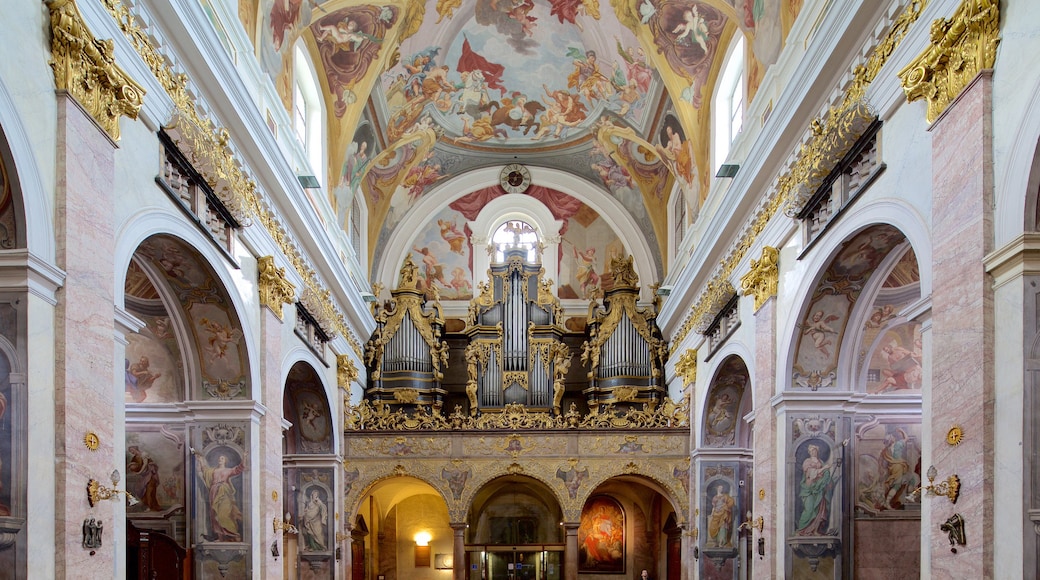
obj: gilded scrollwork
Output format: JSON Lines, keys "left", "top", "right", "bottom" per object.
{"left": 47, "top": 0, "right": 145, "bottom": 141}
{"left": 675, "top": 349, "right": 698, "bottom": 387}
{"left": 257, "top": 255, "right": 296, "bottom": 320}
{"left": 899, "top": 0, "right": 1000, "bottom": 123}
{"left": 344, "top": 398, "right": 690, "bottom": 431}
{"left": 739, "top": 246, "right": 780, "bottom": 311}
{"left": 337, "top": 355, "right": 358, "bottom": 389}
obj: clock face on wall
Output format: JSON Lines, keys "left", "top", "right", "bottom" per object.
{"left": 500, "top": 163, "right": 532, "bottom": 194}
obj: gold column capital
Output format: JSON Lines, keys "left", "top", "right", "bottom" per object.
{"left": 739, "top": 246, "right": 780, "bottom": 311}
{"left": 47, "top": 0, "right": 145, "bottom": 141}
{"left": 674, "top": 349, "right": 698, "bottom": 387}
{"left": 337, "top": 354, "right": 358, "bottom": 389}
{"left": 899, "top": 0, "right": 1000, "bottom": 123}
{"left": 257, "top": 255, "right": 296, "bottom": 320}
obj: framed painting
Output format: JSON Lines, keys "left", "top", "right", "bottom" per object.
{"left": 578, "top": 496, "right": 625, "bottom": 572}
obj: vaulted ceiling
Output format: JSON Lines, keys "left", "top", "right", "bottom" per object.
{"left": 236, "top": 0, "right": 803, "bottom": 296}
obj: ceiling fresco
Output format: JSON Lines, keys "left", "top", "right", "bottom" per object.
{"left": 246, "top": 0, "right": 804, "bottom": 288}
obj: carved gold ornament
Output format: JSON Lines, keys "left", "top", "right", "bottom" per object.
{"left": 673, "top": 0, "right": 929, "bottom": 347}
{"left": 257, "top": 256, "right": 297, "bottom": 320}
{"left": 674, "top": 349, "right": 698, "bottom": 387}
{"left": 739, "top": 246, "right": 780, "bottom": 311}
{"left": 47, "top": 0, "right": 145, "bottom": 141}
{"left": 900, "top": 0, "right": 1000, "bottom": 123}
{"left": 946, "top": 425, "right": 964, "bottom": 446}
{"left": 338, "top": 354, "right": 359, "bottom": 388}
{"left": 83, "top": 431, "right": 100, "bottom": 452}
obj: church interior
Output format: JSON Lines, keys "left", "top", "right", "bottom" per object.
{"left": 0, "top": 0, "right": 1033, "bottom": 577}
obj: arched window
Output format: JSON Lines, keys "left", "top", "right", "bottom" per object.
{"left": 293, "top": 43, "right": 324, "bottom": 187}
{"left": 712, "top": 35, "right": 745, "bottom": 174}
{"left": 491, "top": 220, "right": 539, "bottom": 262}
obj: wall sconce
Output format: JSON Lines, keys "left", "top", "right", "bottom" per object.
{"left": 273, "top": 512, "right": 298, "bottom": 534}
{"left": 414, "top": 531, "right": 432, "bottom": 566}
{"left": 87, "top": 470, "right": 139, "bottom": 508}
{"left": 414, "top": 531, "right": 431, "bottom": 546}
{"left": 909, "top": 465, "right": 960, "bottom": 504}
{"left": 738, "top": 511, "right": 764, "bottom": 534}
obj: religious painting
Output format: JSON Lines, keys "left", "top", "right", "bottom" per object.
{"left": 559, "top": 207, "right": 626, "bottom": 300}
{"left": 311, "top": 5, "right": 398, "bottom": 117}
{"left": 789, "top": 415, "right": 845, "bottom": 540}
{"left": 865, "top": 324, "right": 922, "bottom": 393}
{"left": 298, "top": 479, "right": 332, "bottom": 554}
{"left": 703, "top": 356, "right": 748, "bottom": 447}
{"left": 136, "top": 236, "right": 250, "bottom": 401}
{"left": 855, "top": 421, "right": 921, "bottom": 517}
{"left": 646, "top": 0, "right": 727, "bottom": 108}
{"left": 126, "top": 426, "right": 186, "bottom": 518}
{"left": 124, "top": 258, "right": 185, "bottom": 403}
{"left": 792, "top": 226, "right": 906, "bottom": 389}
{"left": 191, "top": 421, "right": 250, "bottom": 580}
{"left": 0, "top": 148, "right": 16, "bottom": 249}
{"left": 0, "top": 343, "right": 15, "bottom": 521}
{"left": 657, "top": 113, "right": 696, "bottom": 189}
{"left": 578, "top": 496, "right": 624, "bottom": 572}
{"left": 408, "top": 206, "right": 473, "bottom": 300}
{"left": 284, "top": 363, "right": 333, "bottom": 453}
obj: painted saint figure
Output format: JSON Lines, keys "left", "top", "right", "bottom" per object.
{"left": 707, "top": 483, "right": 735, "bottom": 547}
{"left": 127, "top": 445, "right": 162, "bottom": 511}
{"left": 672, "top": 6, "right": 710, "bottom": 52}
{"left": 193, "top": 448, "right": 246, "bottom": 542}
{"left": 795, "top": 443, "right": 835, "bottom": 536}
{"left": 803, "top": 310, "right": 839, "bottom": 357}
{"left": 125, "top": 356, "right": 161, "bottom": 403}
{"left": 301, "top": 488, "right": 328, "bottom": 551}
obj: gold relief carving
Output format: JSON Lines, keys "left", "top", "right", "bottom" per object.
{"left": 257, "top": 255, "right": 296, "bottom": 320}
{"left": 345, "top": 399, "right": 689, "bottom": 431}
{"left": 900, "top": 0, "right": 999, "bottom": 123}
{"left": 673, "top": 0, "right": 929, "bottom": 347}
{"left": 393, "top": 388, "right": 420, "bottom": 403}
{"left": 622, "top": 462, "right": 640, "bottom": 474}
{"left": 614, "top": 386, "right": 638, "bottom": 402}
{"left": 674, "top": 349, "right": 698, "bottom": 387}
{"left": 83, "top": 431, "right": 100, "bottom": 451}
{"left": 47, "top": 0, "right": 145, "bottom": 141}
{"left": 100, "top": 0, "right": 361, "bottom": 357}
{"left": 338, "top": 354, "right": 359, "bottom": 389}
{"left": 691, "top": 281, "right": 737, "bottom": 335}
{"left": 946, "top": 425, "right": 964, "bottom": 446}
{"left": 739, "top": 246, "right": 780, "bottom": 311}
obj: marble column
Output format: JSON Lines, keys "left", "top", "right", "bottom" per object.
{"left": 53, "top": 93, "right": 119, "bottom": 578}
{"left": 259, "top": 304, "right": 287, "bottom": 578}
{"left": 927, "top": 70, "right": 994, "bottom": 578}
{"left": 451, "top": 523, "right": 466, "bottom": 580}
{"left": 563, "top": 523, "right": 579, "bottom": 580}
{"left": 752, "top": 298, "right": 778, "bottom": 578}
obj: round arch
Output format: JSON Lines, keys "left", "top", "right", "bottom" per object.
{"left": 998, "top": 73, "right": 1040, "bottom": 240}
{"left": 115, "top": 216, "right": 258, "bottom": 400}
{"left": 0, "top": 77, "right": 51, "bottom": 259}
{"left": 378, "top": 166, "right": 660, "bottom": 296}
{"left": 283, "top": 361, "right": 336, "bottom": 455}
{"left": 346, "top": 473, "right": 449, "bottom": 524}
{"left": 776, "top": 202, "right": 931, "bottom": 391}
{"left": 700, "top": 354, "right": 753, "bottom": 449}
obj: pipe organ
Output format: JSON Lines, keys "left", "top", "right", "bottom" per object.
{"left": 364, "top": 256, "right": 448, "bottom": 410}
{"left": 582, "top": 255, "right": 667, "bottom": 412}
{"left": 464, "top": 247, "right": 566, "bottom": 415}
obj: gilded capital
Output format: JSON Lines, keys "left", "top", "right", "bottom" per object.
{"left": 674, "top": 349, "right": 698, "bottom": 387}
{"left": 337, "top": 355, "right": 359, "bottom": 388}
{"left": 899, "top": 0, "right": 1000, "bottom": 123}
{"left": 257, "top": 255, "right": 296, "bottom": 320}
{"left": 739, "top": 246, "right": 780, "bottom": 311}
{"left": 47, "top": 0, "right": 145, "bottom": 141}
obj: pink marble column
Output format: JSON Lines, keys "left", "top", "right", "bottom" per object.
{"left": 259, "top": 306, "right": 287, "bottom": 578}
{"left": 752, "top": 298, "right": 778, "bottom": 578}
{"left": 53, "top": 94, "right": 118, "bottom": 578}
{"left": 451, "top": 523, "right": 467, "bottom": 580}
{"left": 928, "top": 70, "right": 994, "bottom": 578}
{"left": 563, "top": 523, "right": 579, "bottom": 580}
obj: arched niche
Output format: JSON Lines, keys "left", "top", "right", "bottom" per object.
{"left": 469, "top": 475, "right": 564, "bottom": 545}
{"left": 283, "top": 361, "right": 334, "bottom": 454}
{"left": 126, "top": 234, "right": 251, "bottom": 402}
{"left": 702, "top": 355, "right": 751, "bottom": 448}
{"left": 578, "top": 476, "right": 681, "bottom": 578}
